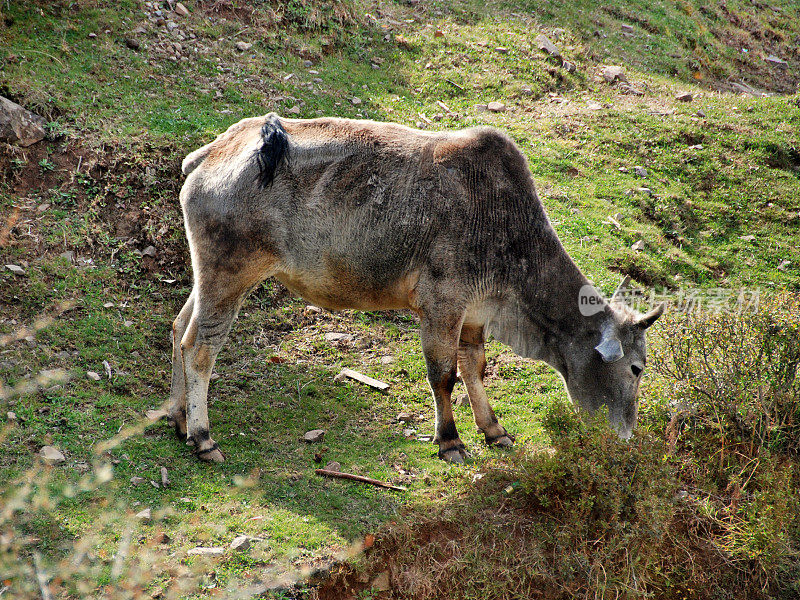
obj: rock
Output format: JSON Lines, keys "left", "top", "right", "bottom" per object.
{"left": 325, "top": 332, "right": 354, "bottom": 343}
{"left": 380, "top": 355, "right": 395, "bottom": 364}
{"left": 397, "top": 412, "right": 414, "bottom": 423}
{"left": 586, "top": 101, "right": 603, "bottom": 110}
{"left": 124, "top": 37, "right": 141, "bottom": 50}
{"left": 487, "top": 101, "right": 505, "bottom": 112}
{"left": 633, "top": 166, "right": 648, "bottom": 178}
{"left": 675, "top": 91, "right": 693, "bottom": 102}
{"left": 620, "top": 84, "right": 644, "bottom": 96}
{"left": 7, "top": 411, "right": 16, "bottom": 421}
{"left": 235, "top": 41, "right": 252, "bottom": 52}
{"left": 739, "top": 235, "right": 756, "bottom": 242}
{"left": 688, "top": 144, "right": 703, "bottom": 150}
{"left": 135, "top": 508, "right": 152, "bottom": 522}
{"left": 39, "top": 446, "right": 65, "bottom": 465}
{"left": 323, "top": 461, "right": 341, "bottom": 472}
{"left": 230, "top": 535, "right": 251, "bottom": 551}
{"left": 403, "top": 428, "right": 417, "bottom": 438}
{"left": 371, "top": 571, "right": 391, "bottom": 592}
{"left": 187, "top": 547, "right": 224, "bottom": 557}
{"left": 88, "top": 32, "right": 97, "bottom": 38}
{"left": 601, "top": 65, "right": 627, "bottom": 83}
{"left": 474, "top": 104, "right": 488, "bottom": 112}
{"left": 561, "top": 60, "right": 576, "bottom": 73}
{"left": 86, "top": 371, "right": 101, "bottom": 381}
{"left": 636, "top": 187, "right": 652, "bottom": 196}
{"left": 534, "top": 34, "right": 561, "bottom": 58}
{"left": 494, "top": 46, "right": 508, "bottom": 53}
{"left": 59, "top": 251, "right": 75, "bottom": 262}
{"left": 5, "top": 264, "right": 25, "bottom": 275}
{"left": 302, "top": 429, "right": 325, "bottom": 443}
{"left": 286, "top": 105, "right": 301, "bottom": 115}
{"left": 765, "top": 55, "right": 788, "bottom": 68}
{"left": 130, "top": 476, "right": 147, "bottom": 486}
{"left": 621, "top": 24, "right": 634, "bottom": 33}
{"left": 174, "top": 2, "right": 189, "bottom": 16}
{"left": 695, "top": 110, "right": 707, "bottom": 118}
{"left": 777, "top": 260, "right": 791, "bottom": 271}
{"left": 631, "top": 240, "right": 645, "bottom": 251}
{"left": 160, "top": 467, "right": 169, "bottom": 487}
{"left": 351, "top": 97, "right": 362, "bottom": 105}
{"left": 141, "top": 245, "right": 157, "bottom": 257}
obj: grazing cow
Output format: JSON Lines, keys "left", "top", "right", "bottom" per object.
{"left": 169, "top": 114, "right": 664, "bottom": 463}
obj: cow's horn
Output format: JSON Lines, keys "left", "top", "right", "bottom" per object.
{"left": 610, "top": 275, "right": 632, "bottom": 303}
{"left": 595, "top": 324, "right": 624, "bottom": 363}
{"left": 636, "top": 302, "right": 666, "bottom": 329}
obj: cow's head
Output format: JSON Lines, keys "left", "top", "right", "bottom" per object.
{"left": 562, "top": 277, "right": 664, "bottom": 439}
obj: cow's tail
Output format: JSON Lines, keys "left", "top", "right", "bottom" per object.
{"left": 255, "top": 114, "right": 290, "bottom": 188}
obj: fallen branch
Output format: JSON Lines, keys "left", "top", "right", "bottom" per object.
{"left": 334, "top": 368, "right": 389, "bottom": 391}
{"left": 315, "top": 469, "right": 407, "bottom": 492}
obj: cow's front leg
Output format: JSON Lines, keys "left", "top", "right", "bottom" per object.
{"left": 458, "top": 324, "right": 515, "bottom": 448}
{"left": 419, "top": 313, "right": 467, "bottom": 463}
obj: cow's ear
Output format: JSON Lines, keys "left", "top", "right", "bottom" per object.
{"left": 610, "top": 275, "right": 632, "bottom": 303}
{"left": 595, "top": 326, "right": 624, "bottom": 363}
{"left": 636, "top": 303, "right": 665, "bottom": 329}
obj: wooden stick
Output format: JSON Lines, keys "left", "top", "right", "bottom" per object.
{"left": 315, "top": 469, "right": 407, "bottom": 492}
{"left": 334, "top": 368, "right": 389, "bottom": 391}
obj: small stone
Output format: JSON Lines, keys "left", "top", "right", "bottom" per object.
{"left": 586, "top": 101, "right": 603, "bottom": 110}
{"left": 160, "top": 467, "right": 169, "bottom": 487}
{"left": 371, "top": 571, "right": 391, "bottom": 592}
{"left": 739, "top": 235, "right": 756, "bottom": 242}
{"left": 130, "top": 476, "right": 147, "bottom": 486}
{"left": 494, "top": 46, "right": 508, "bottom": 53}
{"left": 636, "top": 187, "right": 652, "bottom": 196}
{"left": 230, "top": 535, "right": 251, "bottom": 551}
{"left": 125, "top": 37, "right": 141, "bottom": 50}
{"left": 303, "top": 60, "right": 313, "bottom": 67}
{"left": 141, "top": 245, "right": 157, "bottom": 258}
{"left": 474, "top": 104, "right": 488, "bottom": 112}
{"left": 325, "top": 332, "right": 354, "bottom": 343}
{"left": 286, "top": 105, "right": 301, "bottom": 115}
{"left": 86, "top": 371, "right": 101, "bottom": 381}
{"left": 487, "top": 101, "right": 505, "bottom": 112}
{"left": 695, "top": 110, "right": 707, "bottom": 118}
{"left": 60, "top": 251, "right": 75, "bottom": 262}
{"left": 174, "top": 2, "right": 189, "bottom": 16}
{"left": 302, "top": 429, "right": 325, "bottom": 443}
{"left": 601, "top": 65, "right": 627, "bottom": 83}
{"left": 765, "top": 55, "right": 788, "bottom": 68}
{"left": 7, "top": 411, "right": 16, "bottom": 421}
{"left": 5, "top": 264, "right": 25, "bottom": 275}
{"left": 380, "top": 355, "right": 395, "bottom": 364}
{"left": 323, "top": 460, "right": 341, "bottom": 472}
{"left": 88, "top": 32, "right": 97, "bottom": 38}
{"left": 534, "top": 34, "right": 561, "bottom": 58}
{"left": 688, "top": 144, "right": 703, "bottom": 150}
{"left": 351, "top": 97, "right": 362, "bottom": 105}
{"left": 777, "top": 260, "right": 791, "bottom": 271}
{"left": 135, "top": 508, "right": 152, "bottom": 522}
{"left": 631, "top": 240, "right": 645, "bottom": 251}
{"left": 561, "top": 60, "right": 576, "bottom": 73}
{"left": 403, "top": 428, "right": 416, "bottom": 438}
{"left": 675, "top": 91, "right": 693, "bottom": 102}
{"left": 621, "top": 24, "right": 634, "bottom": 33}
{"left": 633, "top": 166, "right": 648, "bottom": 178}
{"left": 235, "top": 41, "right": 252, "bottom": 52}
{"left": 397, "top": 412, "right": 414, "bottom": 423}
{"left": 40, "top": 446, "right": 65, "bottom": 464}
{"left": 187, "top": 547, "right": 224, "bottom": 557}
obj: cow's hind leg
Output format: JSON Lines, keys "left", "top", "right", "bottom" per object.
{"left": 168, "top": 289, "right": 195, "bottom": 440}
{"left": 458, "top": 324, "right": 515, "bottom": 448}
{"left": 419, "top": 312, "right": 467, "bottom": 463}
{"left": 180, "top": 273, "right": 262, "bottom": 462}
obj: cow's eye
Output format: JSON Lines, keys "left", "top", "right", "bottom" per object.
{"left": 631, "top": 364, "right": 643, "bottom": 377}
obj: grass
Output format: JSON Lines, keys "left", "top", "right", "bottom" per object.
{"left": 1, "top": 0, "right": 799, "bottom": 598}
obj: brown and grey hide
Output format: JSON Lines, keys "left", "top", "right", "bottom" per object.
{"left": 168, "top": 114, "right": 664, "bottom": 463}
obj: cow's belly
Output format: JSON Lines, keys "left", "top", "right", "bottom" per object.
{"left": 273, "top": 267, "right": 419, "bottom": 312}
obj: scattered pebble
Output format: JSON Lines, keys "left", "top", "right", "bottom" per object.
{"left": 325, "top": 332, "right": 354, "bottom": 343}
{"left": 494, "top": 46, "right": 508, "bottom": 53}
{"left": 323, "top": 461, "right": 341, "bottom": 472}
{"left": 130, "top": 476, "right": 147, "bottom": 486}
{"left": 631, "top": 240, "right": 645, "bottom": 251}
{"left": 487, "top": 101, "right": 505, "bottom": 112}
{"left": 371, "top": 571, "right": 391, "bottom": 592}
{"left": 160, "top": 466, "right": 170, "bottom": 487}
{"left": 7, "top": 411, "right": 17, "bottom": 421}
{"left": 230, "top": 535, "right": 251, "bottom": 551}
{"left": 397, "top": 412, "right": 414, "bottom": 423}
{"left": 86, "top": 371, "right": 101, "bottom": 381}
{"left": 601, "top": 65, "right": 627, "bottom": 83}
{"left": 235, "top": 41, "right": 252, "bottom": 52}
{"left": 351, "top": 97, "right": 362, "bottom": 106}
{"left": 174, "top": 2, "right": 189, "bottom": 16}
{"left": 534, "top": 34, "right": 561, "bottom": 58}
{"left": 302, "top": 429, "right": 325, "bottom": 443}
{"left": 633, "top": 166, "right": 648, "bottom": 178}
{"left": 40, "top": 446, "right": 65, "bottom": 465}
{"left": 739, "top": 235, "right": 756, "bottom": 242}
{"left": 675, "top": 91, "right": 693, "bottom": 102}
{"left": 135, "top": 508, "right": 152, "bottom": 522}
{"left": 5, "top": 264, "right": 25, "bottom": 276}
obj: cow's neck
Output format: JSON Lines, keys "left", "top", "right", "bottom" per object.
{"left": 484, "top": 232, "right": 605, "bottom": 374}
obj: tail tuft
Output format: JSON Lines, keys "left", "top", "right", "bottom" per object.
{"left": 255, "top": 114, "right": 290, "bottom": 188}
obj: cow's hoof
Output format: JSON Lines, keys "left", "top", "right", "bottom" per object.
{"left": 195, "top": 444, "right": 225, "bottom": 463}
{"left": 489, "top": 435, "right": 515, "bottom": 448}
{"left": 438, "top": 446, "right": 468, "bottom": 463}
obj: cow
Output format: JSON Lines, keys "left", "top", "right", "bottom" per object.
{"left": 168, "top": 114, "right": 664, "bottom": 463}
